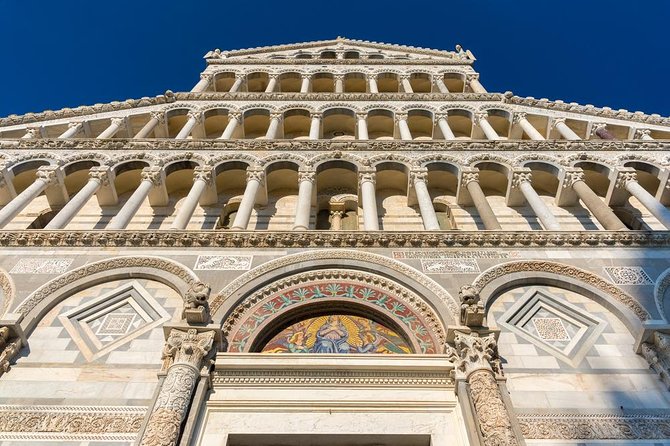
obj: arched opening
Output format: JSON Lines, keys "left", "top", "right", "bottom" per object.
{"left": 426, "top": 162, "right": 459, "bottom": 229}
{"left": 376, "top": 162, "right": 420, "bottom": 230}
{"left": 367, "top": 109, "right": 395, "bottom": 140}
{"left": 409, "top": 73, "right": 432, "bottom": 93}
{"left": 443, "top": 73, "right": 465, "bottom": 93}
{"left": 258, "top": 162, "right": 299, "bottom": 230}
{"left": 214, "top": 72, "right": 236, "bottom": 92}
{"left": 322, "top": 108, "right": 356, "bottom": 140}
{"left": 343, "top": 51, "right": 360, "bottom": 59}
{"left": 202, "top": 109, "right": 230, "bottom": 139}
{"left": 486, "top": 110, "right": 512, "bottom": 139}
{"left": 166, "top": 109, "right": 190, "bottom": 138}
{"left": 282, "top": 109, "right": 311, "bottom": 140}
{"left": 344, "top": 73, "right": 367, "bottom": 92}
{"left": 320, "top": 51, "right": 337, "bottom": 59}
{"left": 316, "top": 161, "right": 359, "bottom": 230}
{"left": 215, "top": 161, "right": 250, "bottom": 229}
{"left": 444, "top": 109, "right": 473, "bottom": 139}
{"left": 407, "top": 109, "right": 434, "bottom": 140}
{"left": 312, "top": 72, "right": 334, "bottom": 93}
{"left": 278, "top": 72, "right": 301, "bottom": 92}
{"left": 246, "top": 72, "right": 270, "bottom": 92}
{"left": 242, "top": 109, "right": 271, "bottom": 139}
{"left": 377, "top": 73, "right": 399, "bottom": 93}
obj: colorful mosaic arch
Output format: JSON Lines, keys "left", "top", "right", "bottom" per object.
{"left": 228, "top": 278, "right": 441, "bottom": 354}
{"left": 261, "top": 315, "right": 412, "bottom": 354}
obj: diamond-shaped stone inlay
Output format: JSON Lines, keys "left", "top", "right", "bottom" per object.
{"left": 531, "top": 317, "right": 570, "bottom": 341}
{"left": 604, "top": 267, "right": 653, "bottom": 285}
{"left": 59, "top": 281, "right": 170, "bottom": 361}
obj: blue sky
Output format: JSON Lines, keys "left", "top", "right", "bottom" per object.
{"left": 2, "top": 0, "right": 669, "bottom": 117}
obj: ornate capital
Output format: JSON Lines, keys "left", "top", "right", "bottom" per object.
{"left": 355, "top": 112, "right": 367, "bottom": 120}
{"left": 447, "top": 331, "right": 502, "bottom": 380}
{"left": 641, "top": 331, "right": 670, "bottom": 390}
{"left": 562, "top": 169, "right": 585, "bottom": 188}
{"left": 434, "top": 112, "right": 449, "bottom": 121}
{"left": 246, "top": 169, "right": 265, "bottom": 184}
{"left": 183, "top": 281, "right": 211, "bottom": 324}
{"left": 394, "top": 113, "right": 408, "bottom": 122}
{"left": 310, "top": 112, "right": 322, "bottom": 120}
{"left": 512, "top": 113, "right": 527, "bottom": 125}
{"left": 466, "top": 73, "right": 480, "bottom": 83}
{"left": 301, "top": 73, "right": 312, "bottom": 80}
{"left": 333, "top": 74, "right": 345, "bottom": 81}
{"left": 399, "top": 74, "right": 411, "bottom": 81}
{"left": 461, "top": 170, "right": 480, "bottom": 186}
{"left": 68, "top": 121, "right": 83, "bottom": 129}
{"left": 410, "top": 170, "right": 428, "bottom": 184}
{"left": 150, "top": 111, "right": 166, "bottom": 124}
{"left": 193, "top": 166, "right": 214, "bottom": 185}
{"left": 141, "top": 167, "right": 163, "bottom": 186}
{"left": 459, "top": 285, "right": 485, "bottom": 327}
{"left": 0, "top": 327, "right": 21, "bottom": 379}
{"left": 36, "top": 166, "right": 60, "bottom": 186}
{"left": 615, "top": 170, "right": 638, "bottom": 189}
{"left": 161, "top": 328, "right": 215, "bottom": 370}
{"left": 474, "top": 112, "right": 489, "bottom": 123}
{"left": 235, "top": 73, "right": 246, "bottom": 81}
{"left": 359, "top": 171, "right": 376, "bottom": 186}
{"left": 511, "top": 170, "right": 532, "bottom": 188}
{"left": 187, "top": 111, "right": 203, "bottom": 123}
{"left": 228, "top": 111, "right": 242, "bottom": 122}
{"left": 550, "top": 117, "right": 566, "bottom": 129}
{"left": 635, "top": 128, "right": 651, "bottom": 139}
{"left": 268, "top": 73, "right": 280, "bottom": 80}
{"left": 366, "top": 73, "right": 378, "bottom": 81}
{"left": 298, "top": 170, "right": 316, "bottom": 183}
{"left": 88, "top": 166, "right": 111, "bottom": 186}
{"left": 110, "top": 117, "right": 126, "bottom": 128}
{"left": 199, "top": 73, "right": 213, "bottom": 81}
{"left": 269, "top": 112, "right": 283, "bottom": 121}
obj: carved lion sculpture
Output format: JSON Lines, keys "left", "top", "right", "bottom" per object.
{"left": 185, "top": 282, "right": 211, "bottom": 311}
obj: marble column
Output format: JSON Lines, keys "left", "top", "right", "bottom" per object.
{"left": 175, "top": 112, "right": 202, "bottom": 140}
{"left": 300, "top": 74, "right": 311, "bottom": 93}
{"left": 396, "top": 114, "right": 413, "bottom": 140}
{"left": 134, "top": 112, "right": 165, "bottom": 139}
{"left": 170, "top": 167, "right": 214, "bottom": 230}
{"left": 0, "top": 166, "right": 60, "bottom": 229}
{"left": 229, "top": 75, "right": 244, "bottom": 93}
{"left": 462, "top": 170, "right": 502, "bottom": 230}
{"left": 218, "top": 113, "right": 241, "bottom": 140}
{"left": 512, "top": 171, "right": 561, "bottom": 230}
{"left": 357, "top": 113, "right": 369, "bottom": 140}
{"left": 360, "top": 171, "right": 379, "bottom": 230}
{"left": 265, "top": 74, "right": 278, "bottom": 93}
{"left": 635, "top": 129, "right": 654, "bottom": 141}
{"left": 334, "top": 74, "right": 344, "bottom": 93}
{"left": 139, "top": 328, "right": 216, "bottom": 446}
{"left": 45, "top": 167, "right": 110, "bottom": 230}
{"left": 475, "top": 113, "right": 500, "bottom": 140}
{"left": 552, "top": 118, "right": 581, "bottom": 140}
{"left": 231, "top": 169, "right": 264, "bottom": 230}
{"left": 616, "top": 170, "right": 670, "bottom": 229}
{"left": 368, "top": 74, "right": 379, "bottom": 93}
{"left": 467, "top": 74, "right": 487, "bottom": 93}
{"left": 592, "top": 123, "right": 616, "bottom": 140}
{"left": 330, "top": 210, "right": 343, "bottom": 230}
{"left": 58, "top": 122, "right": 83, "bottom": 139}
{"left": 293, "top": 171, "right": 315, "bottom": 230}
{"left": 264, "top": 113, "right": 282, "bottom": 139}
{"left": 436, "top": 113, "right": 456, "bottom": 140}
{"left": 191, "top": 74, "right": 212, "bottom": 92}
{"left": 513, "top": 113, "right": 545, "bottom": 140}
{"left": 400, "top": 75, "right": 413, "bottom": 93}
{"left": 411, "top": 170, "right": 440, "bottom": 230}
{"left": 97, "top": 118, "right": 125, "bottom": 139}
{"left": 107, "top": 167, "right": 162, "bottom": 230}
{"left": 563, "top": 170, "right": 627, "bottom": 230}
{"left": 434, "top": 75, "right": 449, "bottom": 93}
{"left": 309, "top": 113, "right": 321, "bottom": 140}
{"left": 448, "top": 332, "right": 523, "bottom": 446}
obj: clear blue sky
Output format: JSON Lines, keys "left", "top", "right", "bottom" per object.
{"left": 2, "top": 0, "right": 669, "bottom": 117}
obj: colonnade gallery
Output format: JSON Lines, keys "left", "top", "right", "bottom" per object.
{"left": 1, "top": 38, "right": 670, "bottom": 446}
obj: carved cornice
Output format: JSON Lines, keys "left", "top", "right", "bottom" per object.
{"left": 0, "top": 230, "right": 669, "bottom": 250}
{"left": 174, "top": 91, "right": 501, "bottom": 102}
{"left": 206, "top": 58, "right": 471, "bottom": 66}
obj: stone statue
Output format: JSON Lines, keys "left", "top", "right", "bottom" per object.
{"left": 183, "top": 281, "right": 211, "bottom": 324}
{"left": 459, "top": 285, "right": 485, "bottom": 327}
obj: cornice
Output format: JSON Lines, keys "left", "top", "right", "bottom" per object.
{"left": 507, "top": 95, "right": 670, "bottom": 127}
{"left": 0, "top": 230, "right": 668, "bottom": 249}
{"left": 2, "top": 138, "right": 668, "bottom": 153}
{"left": 175, "top": 92, "right": 501, "bottom": 102}
{"left": 207, "top": 58, "right": 472, "bottom": 66}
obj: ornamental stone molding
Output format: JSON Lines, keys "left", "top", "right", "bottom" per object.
{"left": 0, "top": 267, "right": 15, "bottom": 317}
{"left": 654, "top": 266, "right": 670, "bottom": 320}
{"left": 641, "top": 331, "right": 670, "bottom": 389}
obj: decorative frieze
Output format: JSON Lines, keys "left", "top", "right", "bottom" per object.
{"left": 604, "top": 266, "right": 653, "bottom": 285}
{"left": 9, "top": 257, "right": 73, "bottom": 274}
{"left": 194, "top": 254, "right": 253, "bottom": 270}
{"left": 421, "top": 258, "right": 480, "bottom": 274}
{"left": 393, "top": 250, "right": 521, "bottom": 259}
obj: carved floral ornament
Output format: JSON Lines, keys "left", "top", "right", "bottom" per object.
{"left": 224, "top": 269, "right": 444, "bottom": 354}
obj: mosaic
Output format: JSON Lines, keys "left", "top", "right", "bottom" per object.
{"left": 194, "top": 255, "right": 253, "bottom": 270}
{"left": 10, "top": 258, "right": 73, "bottom": 274}
{"left": 421, "top": 259, "right": 479, "bottom": 274}
{"left": 603, "top": 267, "right": 653, "bottom": 285}
{"left": 229, "top": 280, "right": 437, "bottom": 354}
{"left": 261, "top": 315, "right": 411, "bottom": 354}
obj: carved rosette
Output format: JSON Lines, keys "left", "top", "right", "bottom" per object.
{"left": 140, "top": 329, "right": 215, "bottom": 446}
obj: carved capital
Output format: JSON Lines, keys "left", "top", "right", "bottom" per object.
{"left": 228, "top": 112, "right": 242, "bottom": 122}
{"left": 461, "top": 170, "right": 480, "bottom": 186}
{"left": 366, "top": 73, "right": 378, "bottom": 81}
{"left": 511, "top": 170, "right": 532, "bottom": 188}
{"left": 410, "top": 170, "right": 428, "bottom": 184}
{"left": 199, "top": 73, "right": 213, "bottom": 82}
{"left": 447, "top": 332, "right": 502, "bottom": 380}
{"left": 150, "top": 111, "right": 166, "bottom": 124}
{"left": 193, "top": 166, "right": 214, "bottom": 185}
{"left": 359, "top": 171, "right": 376, "bottom": 186}
{"left": 187, "top": 111, "right": 203, "bottom": 123}
{"left": 641, "top": 332, "right": 670, "bottom": 390}
{"left": 394, "top": 113, "right": 408, "bottom": 122}
{"left": 635, "top": 128, "right": 651, "bottom": 139}
{"left": 309, "top": 112, "right": 322, "bottom": 120}
{"left": 614, "top": 170, "right": 637, "bottom": 189}
{"left": 110, "top": 117, "right": 126, "bottom": 128}
{"left": 68, "top": 121, "right": 84, "bottom": 129}
{"left": 550, "top": 117, "right": 566, "bottom": 129}
{"left": 399, "top": 74, "right": 411, "bottom": 81}
{"left": 466, "top": 73, "right": 480, "bottom": 83}
{"left": 355, "top": 112, "right": 368, "bottom": 120}
{"left": 562, "top": 169, "right": 585, "bottom": 188}
{"left": 269, "top": 112, "right": 283, "bottom": 121}
{"left": 268, "top": 73, "right": 280, "bottom": 80}
{"left": 434, "top": 112, "right": 449, "bottom": 121}
{"left": 88, "top": 166, "right": 111, "bottom": 186}
{"left": 301, "top": 73, "right": 312, "bottom": 80}
{"left": 161, "top": 328, "right": 215, "bottom": 370}
{"left": 235, "top": 73, "right": 246, "bottom": 81}
{"left": 0, "top": 327, "right": 22, "bottom": 379}
{"left": 36, "top": 166, "right": 60, "bottom": 186}
{"left": 333, "top": 74, "right": 345, "bottom": 81}
{"left": 474, "top": 112, "right": 489, "bottom": 124}
{"left": 246, "top": 169, "right": 265, "bottom": 184}
{"left": 512, "top": 112, "right": 527, "bottom": 125}
{"left": 298, "top": 170, "right": 316, "bottom": 183}
{"left": 141, "top": 167, "right": 163, "bottom": 186}
{"left": 459, "top": 285, "right": 485, "bottom": 327}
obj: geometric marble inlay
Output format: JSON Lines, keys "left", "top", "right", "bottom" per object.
{"left": 604, "top": 266, "right": 653, "bottom": 285}
{"left": 498, "top": 287, "right": 606, "bottom": 367}
{"left": 59, "top": 281, "right": 170, "bottom": 361}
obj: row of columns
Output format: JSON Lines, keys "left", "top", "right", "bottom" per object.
{"left": 192, "top": 72, "right": 488, "bottom": 94}
{"left": 3, "top": 163, "right": 670, "bottom": 232}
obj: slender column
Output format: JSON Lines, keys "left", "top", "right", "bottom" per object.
{"left": 368, "top": 74, "right": 379, "bottom": 93}
{"left": 563, "top": 170, "right": 627, "bottom": 230}
{"left": 360, "top": 172, "right": 379, "bottom": 230}
{"left": 175, "top": 112, "right": 202, "bottom": 140}
{"left": 512, "top": 171, "right": 561, "bottom": 230}
{"left": 218, "top": 113, "right": 241, "bottom": 140}
{"left": 134, "top": 112, "right": 165, "bottom": 139}
{"left": 436, "top": 113, "right": 456, "bottom": 140}
{"left": 552, "top": 118, "right": 581, "bottom": 140}
{"left": 45, "top": 167, "right": 110, "bottom": 230}
{"left": 293, "top": 171, "right": 315, "bottom": 230}
{"left": 330, "top": 210, "right": 343, "bottom": 230}
{"left": 0, "top": 166, "right": 59, "bottom": 229}
{"left": 447, "top": 332, "right": 523, "bottom": 446}
{"left": 616, "top": 171, "right": 670, "bottom": 229}
{"left": 357, "top": 113, "right": 369, "bottom": 140}
{"left": 21, "top": 128, "right": 41, "bottom": 139}
{"left": 107, "top": 167, "right": 162, "bottom": 230}
{"left": 231, "top": 169, "right": 264, "bottom": 230}
{"left": 300, "top": 74, "right": 311, "bottom": 93}
{"left": 635, "top": 129, "right": 654, "bottom": 141}
{"left": 308, "top": 113, "right": 321, "bottom": 140}
{"left": 411, "top": 171, "right": 440, "bottom": 230}
{"left": 58, "top": 122, "right": 83, "bottom": 139}
{"left": 191, "top": 73, "right": 212, "bottom": 92}
{"left": 334, "top": 74, "right": 344, "bottom": 93}
{"left": 264, "top": 113, "right": 282, "bottom": 139}
{"left": 475, "top": 112, "right": 500, "bottom": 140}
{"left": 139, "top": 328, "right": 215, "bottom": 446}
{"left": 592, "top": 122, "right": 616, "bottom": 140}
{"left": 434, "top": 75, "right": 449, "bottom": 93}
{"left": 400, "top": 75, "right": 413, "bottom": 93}
{"left": 170, "top": 167, "right": 213, "bottom": 230}
{"left": 467, "top": 74, "right": 487, "bottom": 93}
{"left": 97, "top": 118, "right": 125, "bottom": 139}
{"left": 462, "top": 171, "right": 502, "bottom": 230}
{"left": 396, "top": 114, "right": 412, "bottom": 140}
{"left": 229, "top": 74, "right": 244, "bottom": 93}
{"left": 265, "top": 74, "right": 278, "bottom": 93}
{"left": 513, "top": 113, "right": 544, "bottom": 140}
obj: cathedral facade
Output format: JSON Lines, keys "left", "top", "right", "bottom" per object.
{"left": 0, "top": 38, "right": 670, "bottom": 445}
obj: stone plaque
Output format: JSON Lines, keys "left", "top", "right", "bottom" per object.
{"left": 420, "top": 259, "right": 480, "bottom": 274}
{"left": 194, "top": 255, "right": 253, "bottom": 270}
{"left": 604, "top": 267, "right": 653, "bottom": 285}
{"left": 10, "top": 258, "right": 73, "bottom": 274}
